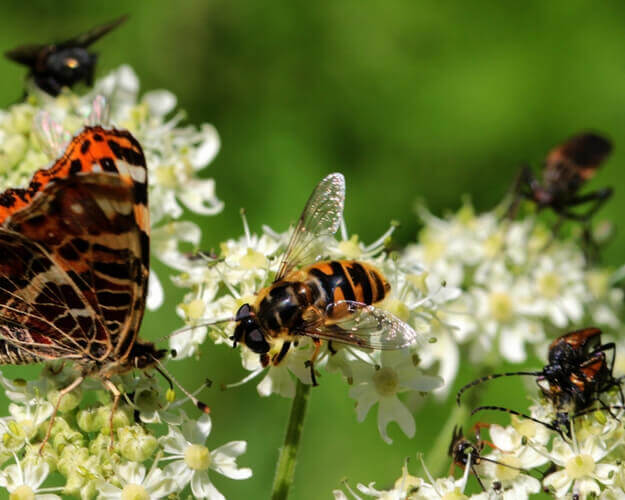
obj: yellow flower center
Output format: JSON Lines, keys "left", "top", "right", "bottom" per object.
{"left": 121, "top": 484, "right": 149, "bottom": 500}
{"left": 483, "top": 232, "right": 503, "bottom": 257}
{"left": 338, "top": 236, "right": 362, "bottom": 259}
{"left": 565, "top": 454, "right": 595, "bottom": 479}
{"left": 373, "top": 367, "right": 399, "bottom": 396}
{"left": 489, "top": 292, "right": 513, "bottom": 322}
{"left": 441, "top": 488, "right": 468, "bottom": 500}
{"left": 184, "top": 444, "right": 211, "bottom": 470}
{"left": 423, "top": 240, "right": 445, "bottom": 263}
{"left": 538, "top": 272, "right": 561, "bottom": 299}
{"left": 9, "top": 485, "right": 34, "bottom": 500}
{"left": 586, "top": 270, "right": 609, "bottom": 299}
{"left": 186, "top": 299, "right": 206, "bottom": 321}
{"left": 240, "top": 248, "right": 267, "bottom": 270}
{"left": 154, "top": 165, "right": 177, "bottom": 188}
{"left": 495, "top": 455, "right": 521, "bottom": 481}
{"left": 384, "top": 298, "right": 410, "bottom": 322}
{"left": 407, "top": 273, "right": 428, "bottom": 294}
{"left": 513, "top": 417, "right": 537, "bottom": 439}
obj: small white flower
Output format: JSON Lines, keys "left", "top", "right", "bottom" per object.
{"left": 349, "top": 350, "right": 442, "bottom": 443}
{"left": 0, "top": 457, "right": 61, "bottom": 499}
{"left": 160, "top": 414, "right": 252, "bottom": 499}
{"left": 96, "top": 461, "right": 179, "bottom": 499}
{"left": 543, "top": 435, "right": 620, "bottom": 498}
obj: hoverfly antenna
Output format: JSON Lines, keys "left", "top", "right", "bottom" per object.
{"left": 153, "top": 357, "right": 210, "bottom": 414}
{"left": 471, "top": 405, "right": 559, "bottom": 433}
{"left": 456, "top": 370, "right": 543, "bottom": 406}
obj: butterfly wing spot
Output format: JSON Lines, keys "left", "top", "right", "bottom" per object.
{"left": 70, "top": 203, "right": 84, "bottom": 214}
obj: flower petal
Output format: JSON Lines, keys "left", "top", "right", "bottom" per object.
{"left": 377, "top": 395, "right": 415, "bottom": 444}
{"left": 191, "top": 471, "right": 225, "bottom": 500}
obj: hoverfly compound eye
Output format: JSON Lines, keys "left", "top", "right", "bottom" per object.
{"left": 246, "top": 328, "right": 270, "bottom": 354}
{"left": 235, "top": 303, "right": 252, "bottom": 321}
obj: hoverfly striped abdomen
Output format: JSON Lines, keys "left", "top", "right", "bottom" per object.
{"left": 305, "top": 260, "right": 389, "bottom": 315}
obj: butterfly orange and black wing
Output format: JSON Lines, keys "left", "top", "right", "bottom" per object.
{"left": 0, "top": 127, "right": 149, "bottom": 366}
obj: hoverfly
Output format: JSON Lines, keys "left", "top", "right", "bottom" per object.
{"left": 457, "top": 328, "right": 621, "bottom": 434}
{"left": 6, "top": 16, "right": 126, "bottom": 96}
{"left": 215, "top": 173, "right": 422, "bottom": 385}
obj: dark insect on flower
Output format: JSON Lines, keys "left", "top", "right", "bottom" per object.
{"left": 506, "top": 133, "right": 613, "bottom": 254}
{"left": 5, "top": 16, "right": 126, "bottom": 96}
{"left": 457, "top": 328, "right": 622, "bottom": 434}
{"left": 449, "top": 424, "right": 526, "bottom": 492}
{"left": 181, "top": 174, "right": 424, "bottom": 386}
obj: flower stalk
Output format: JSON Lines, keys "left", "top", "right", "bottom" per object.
{"left": 426, "top": 402, "right": 470, "bottom": 478}
{"left": 271, "top": 379, "right": 312, "bottom": 500}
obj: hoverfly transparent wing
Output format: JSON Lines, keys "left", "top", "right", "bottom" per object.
{"left": 57, "top": 15, "right": 128, "bottom": 49}
{"left": 301, "top": 300, "right": 424, "bottom": 350}
{"left": 274, "top": 173, "right": 345, "bottom": 282}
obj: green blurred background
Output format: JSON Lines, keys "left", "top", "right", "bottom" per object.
{"left": 1, "top": 1, "right": 625, "bottom": 498}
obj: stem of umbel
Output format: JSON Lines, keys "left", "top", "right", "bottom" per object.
{"left": 271, "top": 378, "right": 312, "bottom": 500}
{"left": 426, "top": 402, "right": 470, "bottom": 477}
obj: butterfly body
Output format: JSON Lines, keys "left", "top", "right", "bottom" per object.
{"left": 6, "top": 16, "right": 126, "bottom": 96}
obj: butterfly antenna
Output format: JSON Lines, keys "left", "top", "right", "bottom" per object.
{"left": 87, "top": 95, "right": 110, "bottom": 126}
{"left": 153, "top": 358, "right": 210, "bottom": 414}
{"left": 456, "top": 371, "right": 543, "bottom": 405}
{"left": 157, "top": 317, "right": 236, "bottom": 343}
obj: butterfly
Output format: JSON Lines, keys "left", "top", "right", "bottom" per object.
{"left": 0, "top": 122, "right": 207, "bottom": 446}
{"left": 5, "top": 16, "right": 126, "bottom": 96}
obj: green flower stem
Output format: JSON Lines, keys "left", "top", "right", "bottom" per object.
{"left": 271, "top": 379, "right": 312, "bottom": 500}
{"left": 426, "top": 402, "right": 470, "bottom": 478}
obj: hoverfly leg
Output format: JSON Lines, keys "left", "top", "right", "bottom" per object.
{"left": 304, "top": 338, "right": 322, "bottom": 387}
{"left": 328, "top": 341, "right": 337, "bottom": 355}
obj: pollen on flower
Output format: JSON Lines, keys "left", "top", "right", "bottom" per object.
{"left": 240, "top": 248, "right": 268, "bottom": 269}
{"left": 495, "top": 455, "right": 521, "bottom": 480}
{"left": 489, "top": 291, "right": 513, "bottom": 322}
{"left": 121, "top": 484, "right": 150, "bottom": 500}
{"left": 512, "top": 417, "right": 537, "bottom": 439}
{"left": 441, "top": 488, "right": 469, "bottom": 500}
{"left": 185, "top": 298, "right": 206, "bottom": 321}
{"left": 337, "top": 235, "right": 363, "bottom": 259}
{"left": 372, "top": 367, "right": 399, "bottom": 396}
{"left": 565, "top": 454, "right": 595, "bottom": 479}
{"left": 538, "top": 271, "right": 561, "bottom": 299}
{"left": 184, "top": 443, "right": 211, "bottom": 470}
{"left": 9, "top": 485, "right": 34, "bottom": 500}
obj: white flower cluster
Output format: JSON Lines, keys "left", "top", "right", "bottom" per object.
{"left": 335, "top": 386, "right": 625, "bottom": 500}
{"left": 173, "top": 219, "right": 455, "bottom": 443}
{"left": 0, "top": 64, "right": 223, "bottom": 309}
{"left": 0, "top": 365, "right": 251, "bottom": 499}
{"left": 406, "top": 201, "right": 623, "bottom": 392}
